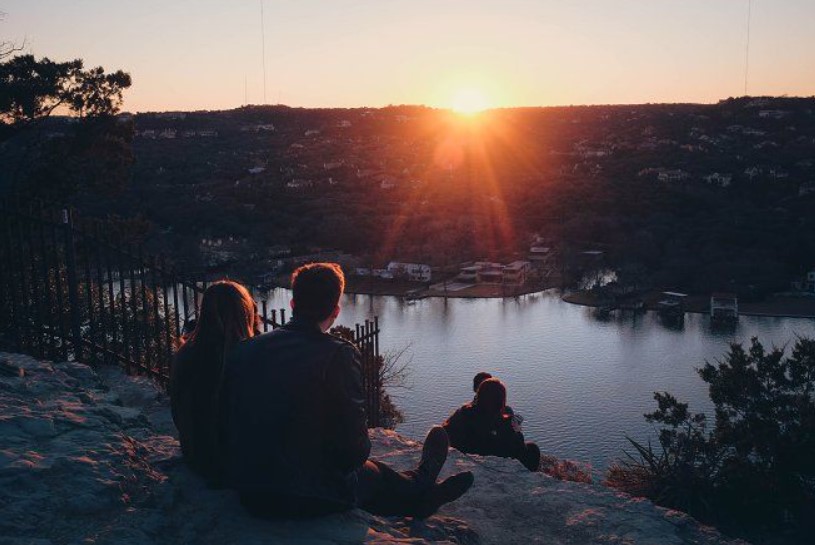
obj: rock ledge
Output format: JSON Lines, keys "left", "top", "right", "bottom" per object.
{"left": 0, "top": 353, "right": 746, "bottom": 545}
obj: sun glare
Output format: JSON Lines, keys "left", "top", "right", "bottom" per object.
{"left": 450, "top": 88, "right": 490, "bottom": 115}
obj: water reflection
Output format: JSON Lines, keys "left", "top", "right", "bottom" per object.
{"left": 255, "top": 288, "right": 815, "bottom": 469}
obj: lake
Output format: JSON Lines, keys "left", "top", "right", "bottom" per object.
{"left": 257, "top": 288, "right": 815, "bottom": 471}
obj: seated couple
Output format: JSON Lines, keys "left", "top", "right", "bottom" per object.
{"left": 443, "top": 372, "right": 541, "bottom": 472}
{"left": 170, "top": 263, "right": 473, "bottom": 519}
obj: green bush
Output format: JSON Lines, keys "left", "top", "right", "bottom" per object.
{"left": 607, "top": 337, "right": 815, "bottom": 542}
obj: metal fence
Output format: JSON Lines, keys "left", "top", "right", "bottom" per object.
{"left": 0, "top": 200, "right": 382, "bottom": 426}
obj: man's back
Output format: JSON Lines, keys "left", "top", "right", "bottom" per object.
{"left": 224, "top": 317, "right": 370, "bottom": 510}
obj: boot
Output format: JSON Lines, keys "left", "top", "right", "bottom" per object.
{"left": 412, "top": 471, "right": 475, "bottom": 518}
{"left": 413, "top": 426, "right": 449, "bottom": 488}
{"left": 520, "top": 442, "right": 541, "bottom": 472}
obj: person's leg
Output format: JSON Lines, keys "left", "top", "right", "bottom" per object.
{"left": 240, "top": 491, "right": 347, "bottom": 519}
{"left": 357, "top": 426, "right": 473, "bottom": 517}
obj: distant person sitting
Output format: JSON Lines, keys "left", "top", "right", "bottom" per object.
{"left": 223, "top": 262, "right": 473, "bottom": 518}
{"left": 472, "top": 372, "right": 524, "bottom": 432}
{"left": 444, "top": 377, "right": 541, "bottom": 472}
{"left": 170, "top": 280, "right": 259, "bottom": 485}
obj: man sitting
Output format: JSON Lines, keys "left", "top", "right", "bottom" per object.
{"left": 223, "top": 262, "right": 473, "bottom": 518}
{"left": 444, "top": 377, "right": 541, "bottom": 472}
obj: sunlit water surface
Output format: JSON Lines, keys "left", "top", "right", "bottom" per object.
{"left": 258, "top": 289, "right": 815, "bottom": 470}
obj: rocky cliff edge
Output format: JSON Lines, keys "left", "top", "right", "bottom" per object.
{"left": 0, "top": 352, "right": 747, "bottom": 545}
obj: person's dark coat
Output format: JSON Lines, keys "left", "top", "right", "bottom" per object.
{"left": 223, "top": 316, "right": 370, "bottom": 511}
{"left": 443, "top": 403, "right": 525, "bottom": 459}
{"left": 170, "top": 340, "right": 228, "bottom": 484}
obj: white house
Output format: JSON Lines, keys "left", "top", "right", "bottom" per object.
{"left": 657, "top": 169, "right": 689, "bottom": 182}
{"left": 387, "top": 262, "right": 431, "bottom": 282}
{"left": 704, "top": 173, "right": 732, "bottom": 187}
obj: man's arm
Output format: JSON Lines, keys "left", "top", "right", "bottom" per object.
{"left": 443, "top": 408, "right": 480, "bottom": 453}
{"left": 324, "top": 343, "right": 371, "bottom": 472}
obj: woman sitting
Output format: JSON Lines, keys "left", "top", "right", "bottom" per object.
{"left": 443, "top": 377, "right": 541, "bottom": 472}
{"left": 170, "top": 280, "right": 259, "bottom": 484}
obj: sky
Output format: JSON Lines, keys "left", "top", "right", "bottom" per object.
{"left": 2, "top": 0, "right": 814, "bottom": 112}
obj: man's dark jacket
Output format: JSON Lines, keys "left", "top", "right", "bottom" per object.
{"left": 223, "top": 316, "right": 371, "bottom": 509}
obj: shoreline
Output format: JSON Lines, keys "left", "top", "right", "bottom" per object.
{"left": 256, "top": 275, "right": 815, "bottom": 319}
{"left": 561, "top": 291, "right": 815, "bottom": 320}
{"left": 347, "top": 277, "right": 563, "bottom": 299}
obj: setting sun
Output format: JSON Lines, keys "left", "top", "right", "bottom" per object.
{"left": 450, "top": 88, "right": 490, "bottom": 115}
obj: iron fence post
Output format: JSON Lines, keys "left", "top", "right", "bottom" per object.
{"left": 62, "top": 209, "right": 83, "bottom": 361}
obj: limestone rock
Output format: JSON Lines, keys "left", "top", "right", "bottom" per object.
{"left": 0, "top": 352, "right": 747, "bottom": 545}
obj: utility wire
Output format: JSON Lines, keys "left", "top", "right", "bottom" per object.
{"left": 744, "top": 0, "right": 752, "bottom": 96}
{"left": 260, "top": 0, "right": 267, "bottom": 104}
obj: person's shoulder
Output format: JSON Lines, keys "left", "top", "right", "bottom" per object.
{"left": 325, "top": 332, "right": 361, "bottom": 355}
{"left": 449, "top": 403, "right": 475, "bottom": 419}
{"left": 226, "top": 330, "right": 279, "bottom": 364}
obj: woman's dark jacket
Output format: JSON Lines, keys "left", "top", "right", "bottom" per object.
{"left": 222, "top": 317, "right": 370, "bottom": 511}
{"left": 170, "top": 339, "right": 228, "bottom": 483}
{"left": 443, "top": 403, "right": 525, "bottom": 458}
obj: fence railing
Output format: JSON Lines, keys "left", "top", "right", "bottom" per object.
{"left": 0, "top": 200, "right": 382, "bottom": 426}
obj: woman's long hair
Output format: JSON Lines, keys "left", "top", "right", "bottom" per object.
{"left": 474, "top": 377, "right": 507, "bottom": 416}
{"left": 182, "top": 280, "right": 258, "bottom": 352}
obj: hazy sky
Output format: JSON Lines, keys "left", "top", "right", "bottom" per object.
{"left": 2, "top": 1, "right": 814, "bottom": 112}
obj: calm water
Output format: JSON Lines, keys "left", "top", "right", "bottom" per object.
{"left": 257, "top": 289, "right": 815, "bottom": 470}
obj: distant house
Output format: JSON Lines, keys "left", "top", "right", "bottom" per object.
{"left": 798, "top": 182, "right": 815, "bottom": 197}
{"left": 372, "top": 269, "right": 394, "bottom": 280}
{"left": 387, "top": 262, "right": 431, "bottom": 282}
{"left": 704, "top": 173, "right": 732, "bottom": 187}
{"left": 304, "top": 129, "right": 321, "bottom": 137}
{"left": 710, "top": 293, "right": 738, "bottom": 321}
{"left": 337, "top": 120, "right": 352, "bottom": 128}
{"left": 792, "top": 270, "right": 815, "bottom": 293}
{"left": 744, "top": 167, "right": 762, "bottom": 180}
{"left": 528, "top": 246, "right": 552, "bottom": 263}
{"left": 154, "top": 112, "right": 186, "bottom": 120}
{"left": 758, "top": 110, "right": 790, "bottom": 119}
{"left": 658, "top": 292, "right": 688, "bottom": 316}
{"left": 579, "top": 250, "right": 604, "bottom": 262}
{"left": 248, "top": 166, "right": 266, "bottom": 174}
{"left": 475, "top": 262, "right": 504, "bottom": 284}
{"left": 458, "top": 265, "right": 480, "bottom": 282}
{"left": 503, "top": 261, "right": 532, "bottom": 285}
{"left": 380, "top": 177, "right": 397, "bottom": 190}
{"left": 657, "top": 169, "right": 689, "bottom": 182}
{"left": 769, "top": 168, "right": 789, "bottom": 180}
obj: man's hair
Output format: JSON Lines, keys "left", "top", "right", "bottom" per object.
{"left": 291, "top": 262, "right": 345, "bottom": 323}
{"left": 473, "top": 372, "right": 493, "bottom": 393}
